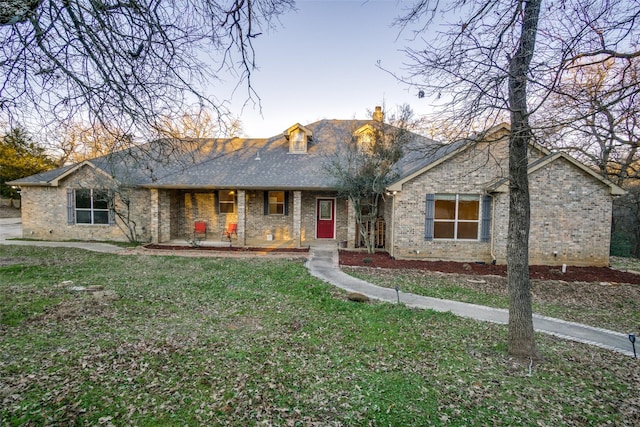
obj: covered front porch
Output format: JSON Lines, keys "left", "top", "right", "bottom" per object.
{"left": 148, "top": 236, "right": 341, "bottom": 250}
{"left": 147, "top": 188, "right": 351, "bottom": 248}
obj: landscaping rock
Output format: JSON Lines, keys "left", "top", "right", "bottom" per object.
{"left": 91, "top": 290, "right": 118, "bottom": 301}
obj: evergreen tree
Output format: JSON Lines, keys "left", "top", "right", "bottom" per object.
{"left": 0, "top": 127, "right": 56, "bottom": 198}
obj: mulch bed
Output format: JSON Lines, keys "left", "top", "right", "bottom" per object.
{"left": 339, "top": 250, "right": 640, "bottom": 285}
{"left": 144, "top": 244, "right": 309, "bottom": 253}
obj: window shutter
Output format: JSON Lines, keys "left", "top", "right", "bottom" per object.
{"left": 108, "top": 190, "right": 116, "bottom": 225}
{"left": 263, "top": 192, "right": 269, "bottom": 215}
{"left": 67, "top": 189, "right": 75, "bottom": 225}
{"left": 215, "top": 191, "right": 220, "bottom": 214}
{"left": 424, "top": 193, "right": 435, "bottom": 240}
{"left": 481, "top": 195, "right": 492, "bottom": 242}
{"left": 284, "top": 191, "right": 290, "bottom": 216}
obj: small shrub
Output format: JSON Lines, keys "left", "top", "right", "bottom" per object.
{"left": 610, "top": 230, "right": 632, "bottom": 257}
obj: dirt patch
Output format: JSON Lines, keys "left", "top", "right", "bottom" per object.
{"left": 0, "top": 257, "right": 33, "bottom": 267}
{"left": 339, "top": 250, "right": 640, "bottom": 285}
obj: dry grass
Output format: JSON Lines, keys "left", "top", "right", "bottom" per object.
{"left": 1, "top": 245, "right": 639, "bottom": 426}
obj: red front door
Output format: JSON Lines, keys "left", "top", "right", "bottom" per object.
{"left": 316, "top": 199, "right": 335, "bottom": 239}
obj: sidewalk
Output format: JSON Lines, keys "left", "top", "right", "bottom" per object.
{"left": 305, "top": 243, "right": 636, "bottom": 358}
{"left": 0, "top": 218, "right": 123, "bottom": 253}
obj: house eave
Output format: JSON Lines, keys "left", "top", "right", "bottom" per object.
{"left": 6, "top": 161, "right": 108, "bottom": 188}
{"left": 141, "top": 184, "right": 339, "bottom": 192}
{"left": 5, "top": 179, "right": 55, "bottom": 187}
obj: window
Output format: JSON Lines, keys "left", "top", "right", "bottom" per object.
{"left": 354, "top": 124, "right": 376, "bottom": 148}
{"left": 268, "top": 191, "right": 285, "bottom": 215}
{"left": 433, "top": 194, "right": 479, "bottom": 239}
{"left": 75, "top": 189, "right": 111, "bottom": 225}
{"left": 318, "top": 200, "right": 333, "bottom": 220}
{"left": 286, "top": 124, "right": 311, "bottom": 154}
{"left": 358, "top": 130, "right": 374, "bottom": 145}
{"left": 218, "top": 190, "right": 235, "bottom": 214}
{"left": 291, "top": 129, "right": 306, "bottom": 153}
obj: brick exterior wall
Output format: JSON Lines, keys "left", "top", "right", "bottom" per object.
{"left": 492, "top": 158, "right": 613, "bottom": 266}
{"left": 20, "top": 165, "right": 151, "bottom": 242}
{"left": 20, "top": 135, "right": 613, "bottom": 265}
{"left": 390, "top": 141, "right": 512, "bottom": 262}
{"left": 151, "top": 189, "right": 347, "bottom": 246}
{"left": 300, "top": 191, "right": 348, "bottom": 242}
{"left": 389, "top": 139, "right": 614, "bottom": 266}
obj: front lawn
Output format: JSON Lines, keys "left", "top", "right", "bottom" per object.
{"left": 1, "top": 246, "right": 638, "bottom": 426}
{"left": 343, "top": 266, "right": 640, "bottom": 333}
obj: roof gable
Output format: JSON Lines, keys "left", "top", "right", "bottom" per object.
{"left": 353, "top": 123, "right": 376, "bottom": 136}
{"left": 283, "top": 123, "right": 313, "bottom": 154}
{"left": 487, "top": 152, "right": 626, "bottom": 195}
{"left": 387, "top": 123, "right": 551, "bottom": 192}
{"left": 7, "top": 160, "right": 112, "bottom": 187}
{"left": 283, "top": 123, "right": 313, "bottom": 140}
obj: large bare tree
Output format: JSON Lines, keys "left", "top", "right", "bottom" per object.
{"left": 543, "top": 58, "right": 640, "bottom": 185}
{"left": 543, "top": 57, "right": 640, "bottom": 258}
{"left": 397, "top": 0, "right": 640, "bottom": 358}
{"left": 0, "top": 0, "right": 293, "bottom": 140}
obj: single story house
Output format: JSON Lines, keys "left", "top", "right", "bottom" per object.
{"left": 10, "top": 107, "right": 625, "bottom": 266}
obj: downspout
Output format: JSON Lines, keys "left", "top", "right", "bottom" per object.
{"left": 390, "top": 192, "right": 396, "bottom": 259}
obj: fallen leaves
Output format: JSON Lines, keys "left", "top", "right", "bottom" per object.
{"left": 1, "top": 246, "right": 639, "bottom": 426}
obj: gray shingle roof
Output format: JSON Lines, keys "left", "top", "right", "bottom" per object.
{"left": 8, "top": 164, "right": 77, "bottom": 185}
{"left": 11, "top": 119, "right": 446, "bottom": 190}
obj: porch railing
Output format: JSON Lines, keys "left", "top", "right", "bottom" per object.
{"left": 355, "top": 217, "right": 385, "bottom": 249}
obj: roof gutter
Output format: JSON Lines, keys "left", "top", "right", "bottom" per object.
{"left": 139, "top": 184, "right": 339, "bottom": 192}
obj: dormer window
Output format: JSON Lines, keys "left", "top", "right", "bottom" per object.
{"left": 359, "top": 131, "right": 373, "bottom": 145}
{"left": 284, "top": 123, "right": 312, "bottom": 154}
{"left": 292, "top": 129, "right": 305, "bottom": 152}
{"left": 353, "top": 124, "right": 376, "bottom": 148}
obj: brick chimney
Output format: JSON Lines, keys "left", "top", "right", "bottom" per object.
{"left": 372, "top": 106, "right": 384, "bottom": 122}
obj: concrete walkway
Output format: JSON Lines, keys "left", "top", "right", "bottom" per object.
{"left": 0, "top": 218, "right": 124, "bottom": 253}
{"left": 1, "top": 218, "right": 635, "bottom": 357}
{"left": 305, "top": 242, "right": 637, "bottom": 358}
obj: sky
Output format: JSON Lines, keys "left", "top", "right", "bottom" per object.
{"left": 223, "top": 0, "right": 430, "bottom": 137}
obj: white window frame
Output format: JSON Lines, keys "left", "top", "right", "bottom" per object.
{"left": 290, "top": 129, "right": 306, "bottom": 153}
{"left": 75, "top": 189, "right": 110, "bottom": 225}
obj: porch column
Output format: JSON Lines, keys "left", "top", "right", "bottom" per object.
{"left": 237, "top": 189, "right": 246, "bottom": 245}
{"left": 293, "top": 191, "right": 302, "bottom": 247}
{"left": 150, "top": 188, "right": 160, "bottom": 244}
{"left": 347, "top": 199, "right": 357, "bottom": 249}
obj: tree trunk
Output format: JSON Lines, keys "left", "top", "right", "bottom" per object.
{"left": 506, "top": 0, "right": 542, "bottom": 359}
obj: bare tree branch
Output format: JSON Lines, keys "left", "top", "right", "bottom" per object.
{"left": 0, "top": 0, "right": 293, "bottom": 142}
{"left": 396, "top": 0, "right": 640, "bottom": 358}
